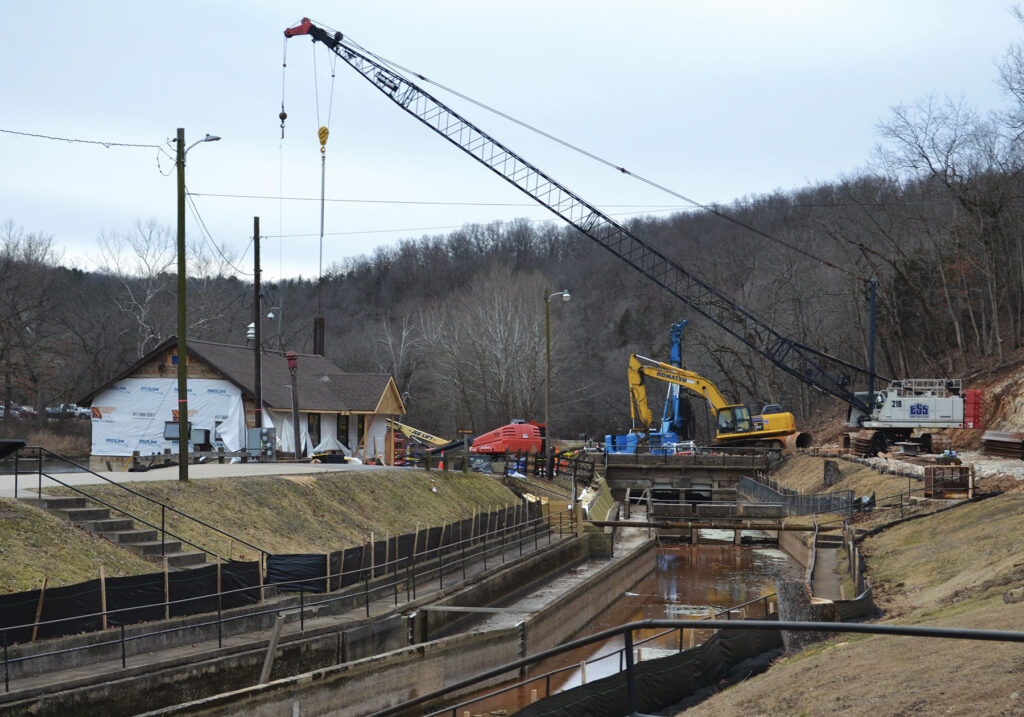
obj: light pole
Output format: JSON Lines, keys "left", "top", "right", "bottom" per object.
{"left": 545, "top": 289, "right": 571, "bottom": 489}
{"left": 266, "top": 306, "right": 283, "bottom": 350}
{"left": 175, "top": 128, "right": 220, "bottom": 482}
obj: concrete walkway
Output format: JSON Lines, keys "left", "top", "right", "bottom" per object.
{"left": 0, "top": 459, "right": 395, "bottom": 497}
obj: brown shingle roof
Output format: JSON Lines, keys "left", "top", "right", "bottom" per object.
{"left": 188, "top": 340, "right": 393, "bottom": 412}
{"left": 81, "top": 338, "right": 397, "bottom": 414}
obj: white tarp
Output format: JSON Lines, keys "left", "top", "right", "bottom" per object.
{"left": 90, "top": 378, "right": 246, "bottom": 457}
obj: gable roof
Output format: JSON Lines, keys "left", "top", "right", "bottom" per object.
{"left": 81, "top": 337, "right": 405, "bottom": 414}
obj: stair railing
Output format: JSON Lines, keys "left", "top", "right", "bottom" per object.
{"left": 10, "top": 446, "right": 266, "bottom": 564}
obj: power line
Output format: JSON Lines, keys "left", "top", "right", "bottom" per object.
{"left": 190, "top": 190, "right": 970, "bottom": 211}
{"left": 256, "top": 207, "right": 686, "bottom": 240}
{"left": 0, "top": 127, "right": 163, "bottom": 149}
{"left": 188, "top": 191, "right": 684, "bottom": 209}
{"left": 185, "top": 189, "right": 254, "bottom": 277}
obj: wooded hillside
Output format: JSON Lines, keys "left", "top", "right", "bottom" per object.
{"left": 5, "top": 30, "right": 1024, "bottom": 444}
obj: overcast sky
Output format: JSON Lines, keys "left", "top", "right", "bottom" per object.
{"left": 1, "top": 2, "right": 1020, "bottom": 282}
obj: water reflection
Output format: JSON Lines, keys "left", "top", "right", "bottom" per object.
{"left": 458, "top": 536, "right": 802, "bottom": 715}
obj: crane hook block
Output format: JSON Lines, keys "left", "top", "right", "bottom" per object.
{"left": 318, "top": 126, "right": 329, "bottom": 153}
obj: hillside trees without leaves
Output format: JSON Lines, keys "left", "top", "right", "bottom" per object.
{"left": 7, "top": 32, "right": 1024, "bottom": 442}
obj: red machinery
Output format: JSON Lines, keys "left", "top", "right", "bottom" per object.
{"left": 470, "top": 420, "right": 545, "bottom": 455}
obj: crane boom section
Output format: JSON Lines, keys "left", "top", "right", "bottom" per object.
{"left": 283, "top": 19, "right": 876, "bottom": 415}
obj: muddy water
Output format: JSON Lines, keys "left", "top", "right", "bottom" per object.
{"left": 463, "top": 533, "right": 803, "bottom": 714}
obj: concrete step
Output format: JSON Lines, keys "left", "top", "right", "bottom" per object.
{"left": 124, "top": 540, "right": 180, "bottom": 557}
{"left": 21, "top": 495, "right": 88, "bottom": 510}
{"left": 49, "top": 507, "right": 112, "bottom": 523}
{"left": 81, "top": 517, "right": 135, "bottom": 533}
{"left": 163, "top": 551, "right": 208, "bottom": 569}
{"left": 103, "top": 528, "right": 160, "bottom": 545}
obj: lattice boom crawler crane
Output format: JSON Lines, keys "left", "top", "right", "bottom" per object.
{"left": 284, "top": 18, "right": 983, "bottom": 456}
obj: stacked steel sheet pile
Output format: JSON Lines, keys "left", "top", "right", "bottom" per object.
{"left": 981, "top": 431, "right": 1024, "bottom": 458}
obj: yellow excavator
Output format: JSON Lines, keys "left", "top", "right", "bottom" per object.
{"left": 626, "top": 354, "right": 811, "bottom": 451}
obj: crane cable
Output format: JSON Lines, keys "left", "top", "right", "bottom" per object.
{"left": 338, "top": 31, "right": 863, "bottom": 282}
{"left": 283, "top": 31, "right": 340, "bottom": 314}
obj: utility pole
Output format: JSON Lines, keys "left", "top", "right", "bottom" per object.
{"left": 174, "top": 128, "right": 220, "bottom": 481}
{"left": 175, "top": 128, "right": 188, "bottom": 482}
{"left": 287, "top": 351, "right": 301, "bottom": 459}
{"left": 253, "top": 217, "right": 262, "bottom": 454}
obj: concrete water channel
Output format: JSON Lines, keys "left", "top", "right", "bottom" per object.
{"left": 439, "top": 525, "right": 803, "bottom": 716}
{"left": 1, "top": 453, "right": 815, "bottom": 716}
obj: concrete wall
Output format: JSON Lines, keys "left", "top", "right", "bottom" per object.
{"left": 526, "top": 537, "right": 656, "bottom": 653}
{"left": 139, "top": 629, "right": 523, "bottom": 717}
{"left": 1, "top": 535, "right": 591, "bottom": 716}
{"left": 100, "top": 534, "right": 646, "bottom": 717}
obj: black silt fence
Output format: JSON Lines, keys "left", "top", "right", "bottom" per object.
{"left": 105, "top": 572, "right": 165, "bottom": 625}
{"left": 36, "top": 579, "right": 103, "bottom": 640}
{"left": 0, "top": 590, "right": 42, "bottom": 645}
{"left": 266, "top": 553, "right": 329, "bottom": 593}
{"left": 514, "top": 621, "right": 783, "bottom": 717}
{"left": 218, "top": 560, "right": 261, "bottom": 609}
{"left": 168, "top": 564, "right": 218, "bottom": 616}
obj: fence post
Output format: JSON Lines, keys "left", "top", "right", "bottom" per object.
{"left": 300, "top": 589, "right": 305, "bottom": 630}
{"left": 364, "top": 576, "right": 371, "bottom": 617}
{"left": 4, "top": 629, "right": 8, "bottom": 693}
{"left": 217, "top": 591, "right": 223, "bottom": 648}
{"left": 120, "top": 622, "right": 126, "bottom": 668}
{"left": 161, "top": 505, "right": 166, "bottom": 556}
{"left": 624, "top": 630, "right": 637, "bottom": 715}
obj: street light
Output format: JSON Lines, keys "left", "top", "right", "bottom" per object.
{"left": 544, "top": 288, "right": 571, "bottom": 491}
{"left": 266, "top": 306, "right": 283, "bottom": 350}
{"left": 175, "top": 129, "right": 220, "bottom": 483}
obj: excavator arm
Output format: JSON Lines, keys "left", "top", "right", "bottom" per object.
{"left": 629, "top": 354, "right": 733, "bottom": 428}
{"left": 284, "top": 18, "right": 877, "bottom": 417}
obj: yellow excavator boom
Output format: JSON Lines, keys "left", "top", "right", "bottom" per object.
{"left": 628, "top": 354, "right": 797, "bottom": 444}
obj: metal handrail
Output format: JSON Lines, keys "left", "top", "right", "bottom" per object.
{"left": 1, "top": 507, "right": 568, "bottom": 692}
{"left": 13, "top": 446, "right": 266, "bottom": 561}
{"left": 404, "top": 618, "right": 1024, "bottom": 717}
{"left": 431, "top": 591, "right": 778, "bottom": 717}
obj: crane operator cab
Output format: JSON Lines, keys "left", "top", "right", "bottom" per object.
{"left": 716, "top": 405, "right": 753, "bottom": 434}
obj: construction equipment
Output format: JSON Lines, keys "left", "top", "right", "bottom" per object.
{"left": 659, "top": 320, "right": 693, "bottom": 440}
{"left": 470, "top": 420, "right": 545, "bottom": 455}
{"left": 607, "top": 354, "right": 808, "bottom": 453}
{"left": 386, "top": 419, "right": 451, "bottom": 466}
{"left": 386, "top": 418, "right": 449, "bottom": 448}
{"left": 284, "top": 19, "right": 983, "bottom": 456}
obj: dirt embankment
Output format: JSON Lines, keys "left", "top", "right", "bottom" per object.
{"left": 675, "top": 448, "right": 1024, "bottom": 716}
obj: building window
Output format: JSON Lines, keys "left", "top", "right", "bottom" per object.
{"left": 337, "top": 414, "right": 350, "bottom": 444}
{"left": 308, "top": 413, "right": 321, "bottom": 448}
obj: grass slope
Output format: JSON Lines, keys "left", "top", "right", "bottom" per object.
{"left": 46, "top": 470, "right": 519, "bottom": 562}
{"left": 1, "top": 470, "right": 519, "bottom": 593}
{"left": 677, "top": 455, "right": 1024, "bottom": 716}
{"left": 0, "top": 499, "right": 155, "bottom": 593}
